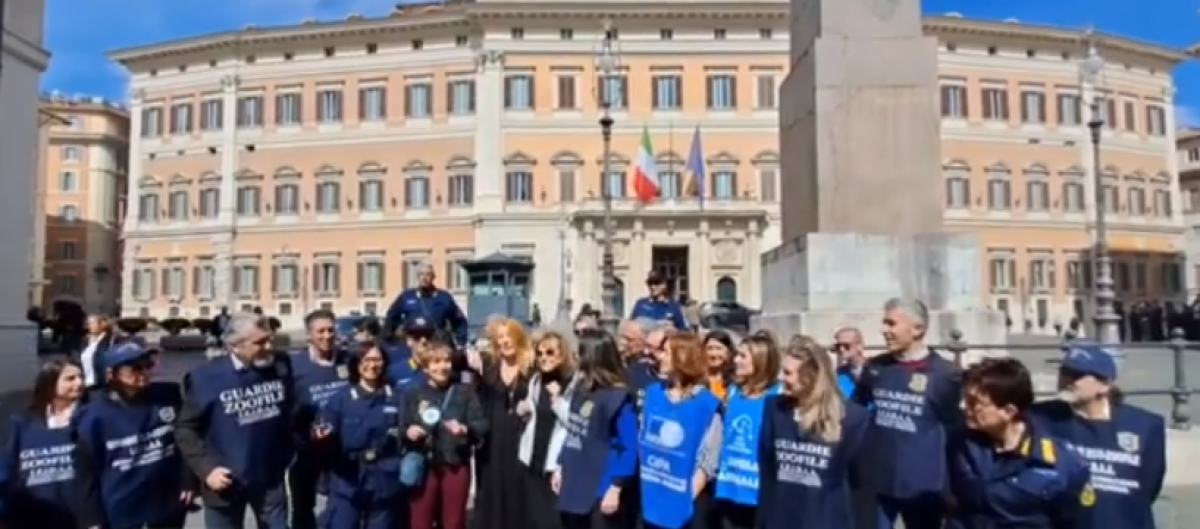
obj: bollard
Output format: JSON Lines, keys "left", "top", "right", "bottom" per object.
{"left": 1170, "top": 327, "right": 1192, "bottom": 430}
{"left": 947, "top": 329, "right": 968, "bottom": 369}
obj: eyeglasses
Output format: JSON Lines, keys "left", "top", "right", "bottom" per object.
{"left": 536, "top": 348, "right": 558, "bottom": 358}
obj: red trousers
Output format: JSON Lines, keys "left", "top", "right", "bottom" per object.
{"left": 408, "top": 464, "right": 472, "bottom": 529}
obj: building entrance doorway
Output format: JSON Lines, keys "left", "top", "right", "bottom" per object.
{"left": 651, "top": 246, "right": 690, "bottom": 299}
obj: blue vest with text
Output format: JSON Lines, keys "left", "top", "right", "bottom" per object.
{"left": 557, "top": 388, "right": 628, "bottom": 515}
{"left": 639, "top": 384, "right": 721, "bottom": 529}
{"left": 1030, "top": 400, "right": 1166, "bottom": 529}
{"left": 2, "top": 412, "right": 79, "bottom": 528}
{"left": 185, "top": 354, "right": 295, "bottom": 491}
{"left": 715, "top": 384, "right": 778, "bottom": 505}
{"left": 76, "top": 384, "right": 189, "bottom": 528}
{"left": 758, "top": 396, "right": 870, "bottom": 529}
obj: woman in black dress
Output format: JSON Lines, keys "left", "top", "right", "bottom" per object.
{"left": 471, "top": 318, "right": 533, "bottom": 529}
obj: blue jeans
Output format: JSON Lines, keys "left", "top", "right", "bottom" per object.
{"left": 877, "top": 494, "right": 946, "bottom": 529}
{"left": 202, "top": 485, "right": 289, "bottom": 529}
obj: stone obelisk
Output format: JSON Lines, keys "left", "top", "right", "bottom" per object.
{"left": 755, "top": 0, "right": 1006, "bottom": 349}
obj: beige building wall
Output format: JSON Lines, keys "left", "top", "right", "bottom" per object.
{"left": 39, "top": 95, "right": 130, "bottom": 314}
{"left": 111, "top": 3, "right": 1186, "bottom": 332}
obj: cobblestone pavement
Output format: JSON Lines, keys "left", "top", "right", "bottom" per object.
{"left": 13, "top": 338, "right": 1200, "bottom": 527}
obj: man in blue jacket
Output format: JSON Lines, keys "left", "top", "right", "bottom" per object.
{"left": 174, "top": 311, "right": 298, "bottom": 529}
{"left": 628, "top": 271, "right": 688, "bottom": 330}
{"left": 383, "top": 263, "right": 468, "bottom": 346}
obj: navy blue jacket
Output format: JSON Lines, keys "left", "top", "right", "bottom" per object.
{"left": 628, "top": 297, "right": 689, "bottom": 330}
{"left": 555, "top": 387, "right": 638, "bottom": 515}
{"left": 290, "top": 348, "right": 351, "bottom": 444}
{"left": 384, "top": 288, "right": 469, "bottom": 344}
{"left": 318, "top": 385, "right": 403, "bottom": 500}
{"left": 948, "top": 423, "right": 1092, "bottom": 529}
{"left": 0, "top": 410, "right": 82, "bottom": 528}
{"left": 174, "top": 353, "right": 297, "bottom": 505}
{"left": 851, "top": 351, "right": 964, "bottom": 502}
{"left": 74, "top": 382, "right": 194, "bottom": 529}
{"left": 1029, "top": 400, "right": 1166, "bottom": 529}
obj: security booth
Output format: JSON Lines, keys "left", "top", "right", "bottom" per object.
{"left": 461, "top": 252, "right": 534, "bottom": 338}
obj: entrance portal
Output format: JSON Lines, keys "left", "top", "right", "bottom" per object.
{"left": 651, "top": 246, "right": 690, "bottom": 299}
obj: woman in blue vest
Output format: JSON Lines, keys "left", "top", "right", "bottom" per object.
{"left": 638, "top": 332, "right": 724, "bottom": 529}
{"left": 518, "top": 329, "right": 579, "bottom": 529}
{"left": 1030, "top": 342, "right": 1166, "bottom": 529}
{"left": 714, "top": 333, "right": 781, "bottom": 529}
{"left": 314, "top": 341, "right": 404, "bottom": 529}
{"left": 757, "top": 336, "right": 871, "bottom": 529}
{"left": 0, "top": 358, "right": 86, "bottom": 528}
{"left": 74, "top": 341, "right": 195, "bottom": 529}
{"left": 554, "top": 328, "right": 638, "bottom": 529}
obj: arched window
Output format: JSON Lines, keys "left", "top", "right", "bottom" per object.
{"left": 716, "top": 277, "right": 738, "bottom": 303}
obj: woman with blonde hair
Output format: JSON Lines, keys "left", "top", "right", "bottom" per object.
{"left": 713, "top": 333, "right": 782, "bottom": 529}
{"left": 517, "top": 327, "right": 580, "bottom": 529}
{"left": 757, "top": 336, "right": 872, "bottom": 529}
{"left": 638, "top": 332, "right": 724, "bottom": 529}
{"left": 473, "top": 318, "right": 535, "bottom": 529}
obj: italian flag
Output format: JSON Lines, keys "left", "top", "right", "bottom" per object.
{"left": 632, "top": 126, "right": 660, "bottom": 202}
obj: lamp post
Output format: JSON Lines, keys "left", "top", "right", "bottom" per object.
{"left": 1081, "top": 43, "right": 1121, "bottom": 346}
{"left": 597, "top": 20, "right": 620, "bottom": 333}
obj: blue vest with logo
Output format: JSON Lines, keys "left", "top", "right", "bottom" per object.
{"left": 2, "top": 412, "right": 80, "bottom": 528}
{"left": 76, "top": 383, "right": 189, "bottom": 528}
{"left": 715, "top": 384, "right": 778, "bottom": 505}
{"left": 185, "top": 353, "right": 296, "bottom": 491}
{"left": 556, "top": 388, "right": 629, "bottom": 515}
{"left": 639, "top": 383, "right": 721, "bottom": 529}
{"left": 758, "top": 396, "right": 870, "bottom": 529}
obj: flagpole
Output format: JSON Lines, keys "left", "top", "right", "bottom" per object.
{"left": 668, "top": 120, "right": 674, "bottom": 197}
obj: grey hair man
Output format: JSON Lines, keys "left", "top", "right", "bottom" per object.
{"left": 220, "top": 311, "right": 277, "bottom": 368}
{"left": 849, "top": 297, "right": 963, "bottom": 528}
{"left": 618, "top": 317, "right": 667, "bottom": 362}
{"left": 881, "top": 297, "right": 931, "bottom": 361}
{"left": 175, "top": 310, "right": 297, "bottom": 528}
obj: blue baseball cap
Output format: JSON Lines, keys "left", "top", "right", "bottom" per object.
{"left": 103, "top": 341, "right": 157, "bottom": 370}
{"left": 1061, "top": 342, "right": 1118, "bottom": 381}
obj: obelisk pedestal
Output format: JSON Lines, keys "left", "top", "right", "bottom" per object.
{"left": 754, "top": 0, "right": 1006, "bottom": 354}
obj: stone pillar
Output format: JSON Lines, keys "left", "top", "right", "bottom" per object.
{"left": 758, "top": 0, "right": 1005, "bottom": 350}
{"left": 121, "top": 88, "right": 146, "bottom": 314}
{"left": 213, "top": 74, "right": 240, "bottom": 310}
{"left": 473, "top": 50, "right": 505, "bottom": 214}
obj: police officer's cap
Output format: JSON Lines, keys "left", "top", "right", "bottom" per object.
{"left": 404, "top": 317, "right": 435, "bottom": 337}
{"left": 1061, "top": 342, "right": 1118, "bottom": 381}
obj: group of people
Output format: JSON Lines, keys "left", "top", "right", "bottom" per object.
{"left": 0, "top": 265, "right": 1171, "bottom": 529}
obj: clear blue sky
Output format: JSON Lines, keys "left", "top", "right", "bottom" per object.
{"left": 42, "top": 0, "right": 1200, "bottom": 124}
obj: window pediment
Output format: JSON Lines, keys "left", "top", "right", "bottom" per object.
{"left": 504, "top": 151, "right": 537, "bottom": 166}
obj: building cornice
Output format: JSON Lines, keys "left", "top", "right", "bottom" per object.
{"left": 108, "top": 5, "right": 1186, "bottom": 72}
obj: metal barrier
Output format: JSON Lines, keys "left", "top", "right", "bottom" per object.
{"left": 899, "top": 328, "right": 1195, "bottom": 431}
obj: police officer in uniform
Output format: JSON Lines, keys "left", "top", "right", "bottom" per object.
{"left": 628, "top": 271, "right": 689, "bottom": 331}
{"left": 1031, "top": 343, "right": 1166, "bottom": 529}
{"left": 314, "top": 343, "right": 402, "bottom": 529}
{"left": 949, "top": 358, "right": 1092, "bottom": 529}
{"left": 383, "top": 263, "right": 469, "bottom": 346}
